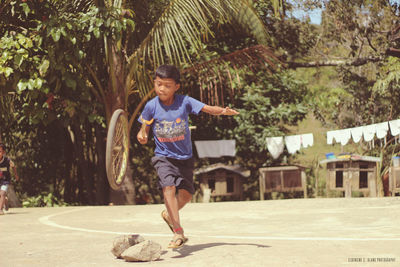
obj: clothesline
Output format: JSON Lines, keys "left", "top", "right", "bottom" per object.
{"left": 265, "top": 119, "right": 400, "bottom": 159}
{"left": 326, "top": 119, "right": 400, "bottom": 147}
{"left": 266, "top": 133, "right": 314, "bottom": 159}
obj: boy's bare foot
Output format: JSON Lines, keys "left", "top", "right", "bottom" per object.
{"left": 0, "top": 210, "right": 4, "bottom": 215}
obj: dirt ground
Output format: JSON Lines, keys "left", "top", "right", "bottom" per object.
{"left": 1, "top": 197, "right": 400, "bottom": 267}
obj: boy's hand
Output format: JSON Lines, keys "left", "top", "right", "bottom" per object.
{"left": 221, "top": 107, "right": 239, "bottom": 115}
{"left": 137, "top": 126, "right": 148, "bottom": 144}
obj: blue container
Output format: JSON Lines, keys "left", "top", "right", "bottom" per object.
{"left": 325, "top": 152, "right": 335, "bottom": 159}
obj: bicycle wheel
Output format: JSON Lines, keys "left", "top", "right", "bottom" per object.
{"left": 106, "top": 109, "right": 129, "bottom": 190}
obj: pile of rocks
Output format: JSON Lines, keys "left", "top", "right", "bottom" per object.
{"left": 111, "top": 235, "right": 162, "bottom": 262}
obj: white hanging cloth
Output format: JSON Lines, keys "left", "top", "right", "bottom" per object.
{"left": 194, "top": 140, "right": 236, "bottom": 158}
{"left": 350, "top": 126, "right": 363, "bottom": 143}
{"left": 326, "top": 130, "right": 336, "bottom": 145}
{"left": 335, "top": 129, "right": 351, "bottom": 146}
{"left": 266, "top": 137, "right": 284, "bottom": 159}
{"left": 362, "top": 124, "right": 376, "bottom": 142}
{"left": 327, "top": 129, "right": 351, "bottom": 145}
{"left": 389, "top": 119, "right": 400, "bottom": 136}
{"left": 285, "top": 135, "right": 302, "bottom": 154}
{"left": 301, "top": 133, "right": 314, "bottom": 148}
{"left": 375, "top": 122, "right": 389, "bottom": 139}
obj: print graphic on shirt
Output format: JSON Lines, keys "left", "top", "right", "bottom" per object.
{"left": 154, "top": 118, "right": 186, "bottom": 142}
{"left": 0, "top": 167, "right": 6, "bottom": 178}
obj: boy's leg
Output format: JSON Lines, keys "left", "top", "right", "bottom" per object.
{"left": 162, "top": 188, "right": 192, "bottom": 228}
{"left": 0, "top": 190, "right": 6, "bottom": 214}
{"left": 162, "top": 185, "right": 181, "bottom": 231}
{"left": 5, "top": 195, "right": 8, "bottom": 211}
{"left": 163, "top": 186, "right": 192, "bottom": 248}
{"left": 177, "top": 189, "right": 192, "bottom": 210}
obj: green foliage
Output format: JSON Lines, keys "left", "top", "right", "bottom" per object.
{"left": 22, "top": 192, "right": 68, "bottom": 207}
{"left": 0, "top": 1, "right": 135, "bottom": 204}
{"left": 186, "top": 65, "right": 308, "bottom": 200}
{"left": 233, "top": 70, "right": 308, "bottom": 153}
{"left": 289, "top": 1, "right": 400, "bottom": 198}
{"left": 0, "top": 1, "right": 134, "bottom": 125}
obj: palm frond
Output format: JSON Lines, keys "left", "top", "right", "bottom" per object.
{"left": 182, "top": 45, "right": 282, "bottom": 106}
{"left": 126, "top": 0, "right": 271, "bottom": 98}
{"left": 48, "top": 0, "right": 94, "bottom": 13}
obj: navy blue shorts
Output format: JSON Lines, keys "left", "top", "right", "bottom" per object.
{"left": 151, "top": 156, "right": 195, "bottom": 195}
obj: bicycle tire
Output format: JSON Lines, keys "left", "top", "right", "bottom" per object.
{"left": 106, "top": 109, "right": 129, "bottom": 190}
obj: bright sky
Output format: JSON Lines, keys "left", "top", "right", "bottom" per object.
{"left": 293, "top": 1, "right": 400, "bottom": 25}
{"left": 292, "top": 8, "right": 322, "bottom": 25}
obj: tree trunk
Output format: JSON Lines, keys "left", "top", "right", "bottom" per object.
{"left": 63, "top": 126, "right": 74, "bottom": 203}
{"left": 109, "top": 162, "right": 136, "bottom": 205}
{"left": 106, "top": 43, "right": 126, "bottom": 118}
{"left": 72, "top": 122, "right": 94, "bottom": 204}
{"left": 95, "top": 124, "right": 109, "bottom": 204}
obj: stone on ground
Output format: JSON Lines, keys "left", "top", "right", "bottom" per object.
{"left": 121, "top": 240, "right": 162, "bottom": 262}
{"left": 111, "top": 234, "right": 145, "bottom": 258}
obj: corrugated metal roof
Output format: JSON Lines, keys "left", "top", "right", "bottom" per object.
{"left": 194, "top": 163, "right": 250, "bottom": 177}
{"left": 319, "top": 155, "right": 381, "bottom": 164}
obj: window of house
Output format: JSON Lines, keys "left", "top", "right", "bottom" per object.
{"left": 283, "top": 170, "right": 301, "bottom": 188}
{"left": 227, "top": 177, "right": 234, "bottom": 193}
{"left": 268, "top": 171, "right": 282, "bottom": 190}
{"left": 336, "top": 171, "right": 343, "bottom": 188}
{"left": 208, "top": 178, "right": 215, "bottom": 191}
{"left": 359, "top": 171, "right": 368, "bottom": 188}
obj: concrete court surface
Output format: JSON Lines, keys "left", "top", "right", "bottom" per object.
{"left": 1, "top": 197, "right": 400, "bottom": 267}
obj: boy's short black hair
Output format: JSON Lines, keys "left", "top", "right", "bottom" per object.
{"left": 0, "top": 143, "right": 5, "bottom": 151}
{"left": 154, "top": 65, "right": 180, "bottom": 84}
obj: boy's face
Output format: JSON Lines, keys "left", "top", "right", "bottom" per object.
{"left": 154, "top": 77, "right": 180, "bottom": 104}
{"left": 0, "top": 147, "right": 4, "bottom": 160}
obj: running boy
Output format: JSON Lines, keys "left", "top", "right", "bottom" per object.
{"left": 137, "top": 65, "right": 238, "bottom": 248}
{"left": 0, "top": 143, "right": 19, "bottom": 215}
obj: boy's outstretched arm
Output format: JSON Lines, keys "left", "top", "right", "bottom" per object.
{"left": 201, "top": 105, "right": 239, "bottom": 116}
{"left": 137, "top": 124, "right": 150, "bottom": 144}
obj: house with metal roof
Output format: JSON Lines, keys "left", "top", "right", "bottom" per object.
{"left": 319, "top": 154, "right": 381, "bottom": 198}
{"left": 194, "top": 163, "right": 250, "bottom": 202}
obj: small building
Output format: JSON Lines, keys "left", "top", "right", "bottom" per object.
{"left": 194, "top": 163, "right": 250, "bottom": 202}
{"left": 388, "top": 166, "right": 400, "bottom": 196}
{"left": 319, "top": 155, "right": 381, "bottom": 198}
{"left": 259, "top": 165, "right": 307, "bottom": 200}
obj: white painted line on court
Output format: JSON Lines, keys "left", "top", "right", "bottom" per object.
{"left": 38, "top": 207, "right": 170, "bottom": 237}
{"left": 39, "top": 207, "right": 400, "bottom": 241}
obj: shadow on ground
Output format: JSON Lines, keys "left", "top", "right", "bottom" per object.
{"left": 171, "top": 242, "right": 271, "bottom": 258}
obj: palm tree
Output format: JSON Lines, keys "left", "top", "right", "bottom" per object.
{"left": 95, "top": 0, "right": 282, "bottom": 197}
{"left": 85, "top": 0, "right": 281, "bottom": 124}
{"left": 0, "top": 0, "right": 282, "bottom": 203}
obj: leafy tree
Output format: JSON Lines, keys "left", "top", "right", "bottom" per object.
{"left": 1, "top": 0, "right": 283, "bottom": 204}
{"left": 285, "top": 0, "right": 400, "bottom": 196}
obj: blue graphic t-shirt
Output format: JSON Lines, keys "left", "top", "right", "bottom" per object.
{"left": 138, "top": 94, "right": 205, "bottom": 160}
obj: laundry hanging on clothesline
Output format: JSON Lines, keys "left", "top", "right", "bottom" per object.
{"left": 327, "top": 129, "right": 351, "bottom": 146}
{"left": 350, "top": 127, "right": 363, "bottom": 143}
{"left": 266, "top": 133, "right": 314, "bottom": 158}
{"left": 389, "top": 120, "right": 400, "bottom": 136}
{"left": 266, "top": 137, "right": 284, "bottom": 159}
{"left": 326, "top": 119, "right": 400, "bottom": 146}
{"left": 194, "top": 140, "right": 236, "bottom": 158}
